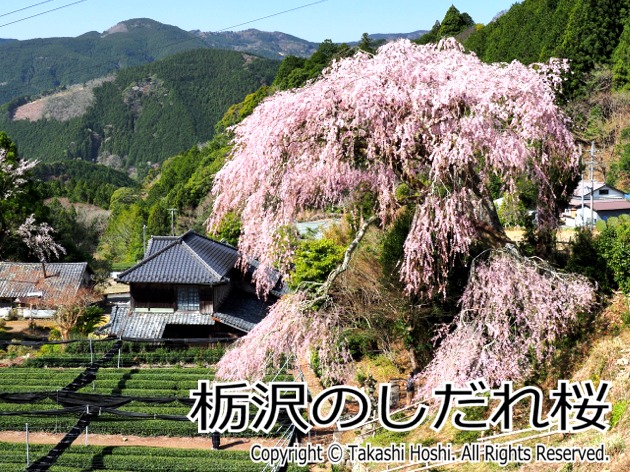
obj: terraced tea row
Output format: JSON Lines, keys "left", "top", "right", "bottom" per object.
{"left": 1, "top": 442, "right": 308, "bottom": 471}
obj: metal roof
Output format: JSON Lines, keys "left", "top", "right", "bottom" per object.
{"left": 118, "top": 231, "right": 239, "bottom": 285}
{"left": 587, "top": 200, "right": 630, "bottom": 211}
{"left": 573, "top": 180, "right": 607, "bottom": 198}
{"left": 0, "top": 262, "right": 88, "bottom": 302}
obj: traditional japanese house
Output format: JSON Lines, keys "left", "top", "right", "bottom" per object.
{"left": 108, "top": 231, "right": 281, "bottom": 339}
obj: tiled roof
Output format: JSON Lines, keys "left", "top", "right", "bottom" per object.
{"left": 0, "top": 262, "right": 88, "bottom": 302}
{"left": 214, "top": 288, "right": 273, "bottom": 332}
{"left": 118, "top": 231, "right": 239, "bottom": 285}
{"left": 109, "top": 305, "right": 216, "bottom": 338}
{"left": 108, "top": 288, "right": 273, "bottom": 338}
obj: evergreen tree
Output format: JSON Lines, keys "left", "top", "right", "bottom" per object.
{"left": 438, "top": 5, "right": 475, "bottom": 38}
{"left": 612, "top": 15, "right": 630, "bottom": 88}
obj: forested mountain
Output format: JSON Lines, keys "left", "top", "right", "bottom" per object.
{"left": 0, "top": 19, "right": 209, "bottom": 105}
{"left": 0, "top": 16, "right": 427, "bottom": 108}
{"left": 0, "top": 48, "right": 279, "bottom": 174}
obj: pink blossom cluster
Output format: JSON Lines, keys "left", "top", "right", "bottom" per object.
{"left": 208, "top": 38, "right": 578, "bottom": 297}
{"left": 0, "top": 148, "right": 37, "bottom": 199}
{"left": 419, "top": 249, "right": 596, "bottom": 397}
{"left": 216, "top": 293, "right": 352, "bottom": 384}
{"left": 17, "top": 214, "right": 66, "bottom": 263}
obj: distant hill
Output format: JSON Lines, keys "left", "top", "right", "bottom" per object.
{"left": 190, "top": 29, "right": 429, "bottom": 58}
{"left": 191, "top": 28, "right": 319, "bottom": 59}
{"left": 0, "top": 48, "right": 279, "bottom": 174}
{"left": 348, "top": 30, "right": 428, "bottom": 44}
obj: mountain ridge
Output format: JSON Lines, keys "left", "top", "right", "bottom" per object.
{"left": 0, "top": 18, "right": 427, "bottom": 106}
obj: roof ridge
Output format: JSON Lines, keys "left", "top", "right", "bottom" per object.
{"left": 181, "top": 240, "right": 224, "bottom": 282}
{"left": 183, "top": 230, "right": 239, "bottom": 253}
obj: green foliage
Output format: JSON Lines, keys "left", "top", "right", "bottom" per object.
{"left": 358, "top": 33, "right": 377, "bottom": 54}
{"left": 565, "top": 228, "right": 615, "bottom": 292}
{"left": 289, "top": 238, "right": 345, "bottom": 288}
{"left": 608, "top": 141, "right": 630, "bottom": 191}
{"left": 212, "top": 211, "right": 242, "bottom": 247}
{"left": 97, "top": 136, "right": 231, "bottom": 264}
{"left": 0, "top": 19, "right": 212, "bottom": 105}
{"left": 380, "top": 207, "right": 414, "bottom": 281}
{"left": 344, "top": 330, "right": 378, "bottom": 361}
{"left": 72, "top": 306, "right": 105, "bottom": 335}
{"left": 453, "top": 405, "right": 488, "bottom": 443}
{"left": 496, "top": 194, "right": 528, "bottom": 228}
{"left": 611, "top": 400, "right": 628, "bottom": 427}
{"left": 415, "top": 21, "right": 441, "bottom": 45}
{"left": 612, "top": 16, "right": 630, "bottom": 88}
{"left": 33, "top": 160, "right": 135, "bottom": 209}
{"left": 1, "top": 442, "right": 307, "bottom": 471}
{"left": 414, "top": 7, "right": 473, "bottom": 45}
{"left": 273, "top": 40, "right": 351, "bottom": 91}
{"left": 596, "top": 215, "right": 630, "bottom": 293}
{"left": 98, "top": 203, "right": 146, "bottom": 264}
{"left": 439, "top": 6, "right": 475, "bottom": 38}
{"left": 146, "top": 201, "right": 170, "bottom": 237}
{"left": 216, "top": 86, "right": 272, "bottom": 131}
{"left": 464, "top": 0, "right": 630, "bottom": 93}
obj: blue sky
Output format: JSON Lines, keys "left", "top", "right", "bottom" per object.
{"left": 0, "top": 1, "right": 518, "bottom": 43}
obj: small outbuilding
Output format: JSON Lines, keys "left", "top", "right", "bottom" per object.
{"left": 0, "top": 262, "right": 91, "bottom": 318}
{"left": 564, "top": 180, "right": 630, "bottom": 226}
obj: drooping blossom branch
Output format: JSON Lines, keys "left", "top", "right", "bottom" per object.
{"left": 17, "top": 214, "right": 66, "bottom": 278}
{"left": 216, "top": 216, "right": 378, "bottom": 384}
{"left": 419, "top": 247, "right": 596, "bottom": 397}
{"left": 208, "top": 38, "right": 578, "bottom": 298}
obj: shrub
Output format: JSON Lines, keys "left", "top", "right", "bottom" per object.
{"left": 290, "top": 238, "right": 345, "bottom": 288}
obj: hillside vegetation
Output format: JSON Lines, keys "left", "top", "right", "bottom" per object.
{"left": 0, "top": 48, "right": 279, "bottom": 174}
{"left": 0, "top": 19, "right": 208, "bottom": 105}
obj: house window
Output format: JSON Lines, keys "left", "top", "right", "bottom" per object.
{"left": 177, "top": 286, "right": 199, "bottom": 311}
{"left": 599, "top": 189, "right": 609, "bottom": 195}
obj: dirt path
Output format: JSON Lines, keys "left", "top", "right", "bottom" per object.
{"left": 0, "top": 431, "right": 277, "bottom": 451}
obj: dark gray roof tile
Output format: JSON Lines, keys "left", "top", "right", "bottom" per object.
{"left": 117, "top": 231, "right": 238, "bottom": 285}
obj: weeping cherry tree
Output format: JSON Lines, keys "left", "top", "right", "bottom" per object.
{"left": 208, "top": 39, "right": 595, "bottom": 388}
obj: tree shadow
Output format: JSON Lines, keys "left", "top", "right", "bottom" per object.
{"left": 112, "top": 368, "right": 138, "bottom": 395}
{"left": 83, "top": 445, "right": 115, "bottom": 471}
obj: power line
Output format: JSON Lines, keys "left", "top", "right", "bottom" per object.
{"left": 215, "top": 0, "right": 328, "bottom": 32}
{"left": 0, "top": 0, "right": 57, "bottom": 19}
{"left": 0, "top": 0, "right": 88, "bottom": 29}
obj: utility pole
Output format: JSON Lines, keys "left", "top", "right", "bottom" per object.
{"left": 575, "top": 144, "right": 586, "bottom": 228}
{"left": 167, "top": 208, "right": 177, "bottom": 236}
{"left": 589, "top": 142, "right": 595, "bottom": 231}
{"left": 142, "top": 224, "right": 147, "bottom": 257}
